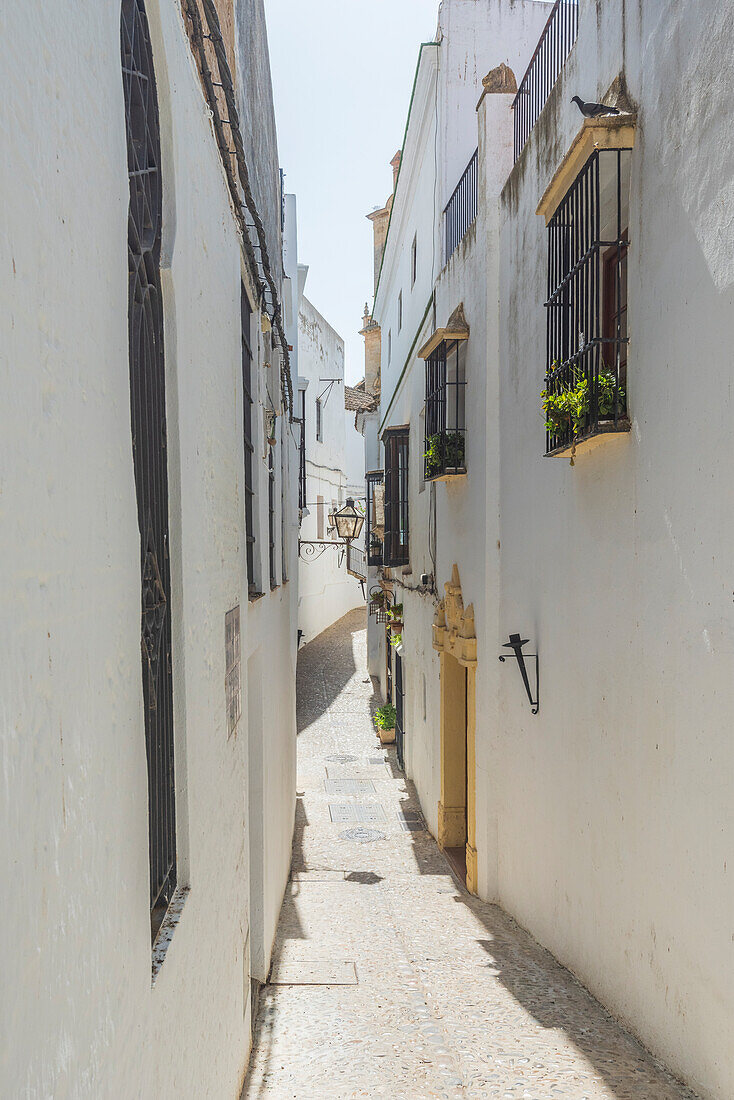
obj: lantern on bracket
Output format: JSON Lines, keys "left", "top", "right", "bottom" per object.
{"left": 333, "top": 498, "right": 364, "bottom": 543}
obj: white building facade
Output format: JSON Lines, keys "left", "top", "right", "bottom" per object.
{"left": 363, "top": 1, "right": 734, "bottom": 1097}
{"left": 297, "top": 297, "right": 365, "bottom": 644}
{"left": 0, "top": 1, "right": 296, "bottom": 1095}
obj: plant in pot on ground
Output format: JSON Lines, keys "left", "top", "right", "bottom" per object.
{"left": 424, "top": 431, "right": 465, "bottom": 478}
{"left": 541, "top": 364, "right": 625, "bottom": 465}
{"left": 374, "top": 703, "right": 397, "bottom": 744}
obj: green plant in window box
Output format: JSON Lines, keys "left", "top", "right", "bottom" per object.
{"left": 424, "top": 432, "right": 465, "bottom": 478}
{"left": 389, "top": 631, "right": 402, "bottom": 648}
{"left": 387, "top": 603, "right": 404, "bottom": 631}
{"left": 374, "top": 703, "right": 397, "bottom": 744}
{"left": 541, "top": 364, "right": 625, "bottom": 465}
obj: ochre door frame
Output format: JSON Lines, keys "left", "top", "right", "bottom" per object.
{"left": 432, "top": 565, "right": 478, "bottom": 894}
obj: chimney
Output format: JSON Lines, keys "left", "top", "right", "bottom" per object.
{"left": 390, "top": 150, "right": 402, "bottom": 193}
{"left": 359, "top": 305, "right": 381, "bottom": 397}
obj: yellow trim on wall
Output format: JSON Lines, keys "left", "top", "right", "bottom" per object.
{"left": 432, "top": 565, "right": 478, "bottom": 893}
{"left": 536, "top": 114, "right": 637, "bottom": 226}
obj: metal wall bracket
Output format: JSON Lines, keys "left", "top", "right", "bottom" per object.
{"left": 499, "top": 633, "right": 539, "bottom": 714}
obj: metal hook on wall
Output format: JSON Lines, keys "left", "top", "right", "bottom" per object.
{"left": 499, "top": 633, "right": 539, "bottom": 714}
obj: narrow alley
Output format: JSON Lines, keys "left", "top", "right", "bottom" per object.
{"left": 243, "top": 610, "right": 694, "bottom": 1100}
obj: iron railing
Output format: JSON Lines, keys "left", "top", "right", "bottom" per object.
{"left": 346, "top": 544, "right": 366, "bottom": 581}
{"left": 268, "top": 447, "right": 276, "bottom": 587}
{"left": 544, "top": 148, "right": 631, "bottom": 456}
{"left": 365, "top": 470, "right": 384, "bottom": 566}
{"left": 242, "top": 288, "right": 256, "bottom": 592}
{"left": 424, "top": 340, "right": 467, "bottom": 480}
{"left": 512, "top": 0, "right": 579, "bottom": 161}
{"left": 444, "top": 149, "right": 478, "bottom": 262}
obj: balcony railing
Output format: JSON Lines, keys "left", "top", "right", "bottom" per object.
{"left": 512, "top": 0, "right": 579, "bottom": 162}
{"left": 444, "top": 149, "right": 478, "bottom": 262}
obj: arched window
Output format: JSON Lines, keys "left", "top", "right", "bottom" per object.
{"left": 121, "top": 0, "right": 176, "bottom": 942}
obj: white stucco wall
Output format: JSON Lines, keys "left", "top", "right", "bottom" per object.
{"left": 0, "top": 1, "right": 295, "bottom": 1095}
{"left": 298, "top": 298, "right": 363, "bottom": 643}
{"left": 496, "top": 2, "right": 734, "bottom": 1097}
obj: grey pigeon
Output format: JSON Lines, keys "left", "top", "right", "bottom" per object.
{"left": 571, "top": 96, "right": 620, "bottom": 118}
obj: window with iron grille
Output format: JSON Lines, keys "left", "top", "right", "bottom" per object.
{"left": 241, "top": 287, "right": 257, "bottom": 591}
{"left": 383, "top": 427, "right": 409, "bottom": 566}
{"left": 366, "top": 470, "right": 384, "bottom": 566}
{"left": 121, "top": 0, "right": 176, "bottom": 943}
{"left": 315, "top": 397, "right": 323, "bottom": 442}
{"left": 281, "top": 426, "right": 288, "bottom": 583}
{"left": 268, "top": 446, "right": 277, "bottom": 588}
{"left": 423, "top": 339, "right": 467, "bottom": 480}
{"left": 398, "top": 291, "right": 403, "bottom": 332}
{"left": 544, "top": 148, "right": 631, "bottom": 456}
{"left": 411, "top": 234, "right": 417, "bottom": 287}
{"left": 298, "top": 389, "right": 306, "bottom": 510}
{"left": 444, "top": 148, "right": 478, "bottom": 262}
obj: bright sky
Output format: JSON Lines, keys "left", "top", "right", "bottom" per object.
{"left": 265, "top": 0, "right": 440, "bottom": 384}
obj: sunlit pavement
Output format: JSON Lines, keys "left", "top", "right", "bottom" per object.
{"left": 242, "top": 608, "right": 694, "bottom": 1099}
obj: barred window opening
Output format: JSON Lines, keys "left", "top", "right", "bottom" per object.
{"left": 366, "top": 470, "right": 384, "bottom": 566}
{"left": 383, "top": 427, "right": 410, "bottom": 567}
{"left": 268, "top": 447, "right": 277, "bottom": 588}
{"left": 121, "top": 0, "right": 176, "bottom": 942}
{"left": 424, "top": 339, "right": 466, "bottom": 480}
{"left": 544, "top": 148, "right": 631, "bottom": 456}
{"left": 241, "top": 287, "right": 257, "bottom": 591}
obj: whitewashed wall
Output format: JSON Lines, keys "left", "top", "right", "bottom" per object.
{"left": 298, "top": 298, "right": 363, "bottom": 643}
{"left": 0, "top": 1, "right": 295, "bottom": 1096}
{"left": 497, "top": 2, "right": 734, "bottom": 1097}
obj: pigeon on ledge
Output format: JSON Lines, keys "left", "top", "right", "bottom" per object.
{"left": 571, "top": 96, "right": 620, "bottom": 118}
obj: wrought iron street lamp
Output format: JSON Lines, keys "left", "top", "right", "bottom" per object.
{"left": 333, "top": 498, "right": 364, "bottom": 543}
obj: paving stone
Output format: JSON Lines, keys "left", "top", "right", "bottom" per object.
{"left": 242, "top": 608, "right": 697, "bottom": 1100}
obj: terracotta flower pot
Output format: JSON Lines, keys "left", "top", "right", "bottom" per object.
{"left": 377, "top": 726, "right": 396, "bottom": 745}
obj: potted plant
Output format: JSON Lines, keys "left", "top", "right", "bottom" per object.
{"left": 541, "top": 365, "right": 625, "bottom": 465}
{"left": 387, "top": 603, "right": 403, "bottom": 632}
{"left": 424, "top": 431, "right": 465, "bottom": 478}
{"left": 373, "top": 703, "right": 397, "bottom": 744}
{"left": 266, "top": 410, "right": 277, "bottom": 446}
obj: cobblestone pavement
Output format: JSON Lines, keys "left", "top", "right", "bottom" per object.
{"left": 242, "top": 609, "right": 695, "bottom": 1100}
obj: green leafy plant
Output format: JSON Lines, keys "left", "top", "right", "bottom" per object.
{"left": 374, "top": 703, "right": 397, "bottom": 730}
{"left": 389, "top": 631, "right": 403, "bottom": 648}
{"left": 387, "top": 603, "right": 403, "bottom": 621}
{"left": 424, "top": 432, "right": 465, "bottom": 478}
{"left": 541, "top": 364, "right": 626, "bottom": 462}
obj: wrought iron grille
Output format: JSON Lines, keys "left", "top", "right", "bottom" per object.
{"left": 268, "top": 446, "right": 277, "bottom": 588}
{"left": 395, "top": 651, "right": 405, "bottom": 771}
{"left": 365, "top": 470, "right": 384, "bottom": 566}
{"left": 383, "top": 428, "right": 409, "bottom": 567}
{"left": 241, "top": 287, "right": 257, "bottom": 592}
{"left": 346, "top": 543, "right": 366, "bottom": 581}
{"left": 424, "top": 340, "right": 467, "bottom": 480}
{"left": 512, "top": 0, "right": 579, "bottom": 161}
{"left": 122, "top": 0, "right": 176, "bottom": 941}
{"left": 298, "top": 389, "right": 306, "bottom": 510}
{"left": 444, "top": 149, "right": 478, "bottom": 262}
{"left": 544, "top": 148, "right": 631, "bottom": 456}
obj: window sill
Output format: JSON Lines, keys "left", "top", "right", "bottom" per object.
{"left": 248, "top": 589, "right": 265, "bottom": 603}
{"left": 270, "top": 582, "right": 280, "bottom": 592}
{"left": 152, "top": 884, "right": 190, "bottom": 984}
{"left": 424, "top": 468, "right": 467, "bottom": 483}
{"left": 545, "top": 417, "right": 631, "bottom": 458}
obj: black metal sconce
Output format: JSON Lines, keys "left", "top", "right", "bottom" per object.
{"left": 499, "top": 633, "right": 539, "bottom": 714}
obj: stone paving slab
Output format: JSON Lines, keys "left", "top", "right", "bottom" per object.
{"left": 242, "top": 609, "right": 696, "bottom": 1100}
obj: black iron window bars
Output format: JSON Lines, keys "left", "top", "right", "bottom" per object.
{"left": 444, "top": 149, "right": 478, "bottom": 263}
{"left": 268, "top": 446, "right": 277, "bottom": 588}
{"left": 544, "top": 148, "right": 631, "bottom": 457}
{"left": 368, "top": 584, "right": 393, "bottom": 624}
{"left": 298, "top": 389, "right": 306, "bottom": 510}
{"left": 383, "top": 428, "right": 410, "bottom": 567}
{"left": 512, "top": 0, "right": 579, "bottom": 162}
{"left": 366, "top": 470, "right": 384, "bottom": 567}
{"left": 122, "top": 0, "right": 177, "bottom": 942}
{"left": 424, "top": 340, "right": 467, "bottom": 480}
{"left": 241, "top": 287, "right": 257, "bottom": 591}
